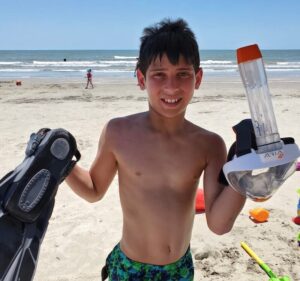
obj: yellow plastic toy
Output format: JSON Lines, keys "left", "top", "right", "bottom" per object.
{"left": 241, "top": 242, "right": 291, "bottom": 281}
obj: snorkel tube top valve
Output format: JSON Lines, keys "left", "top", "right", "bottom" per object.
{"left": 237, "top": 44, "right": 281, "bottom": 154}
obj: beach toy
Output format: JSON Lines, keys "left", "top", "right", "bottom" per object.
{"left": 249, "top": 207, "right": 269, "bottom": 222}
{"left": 292, "top": 188, "right": 300, "bottom": 225}
{"left": 292, "top": 167, "right": 300, "bottom": 224}
{"left": 296, "top": 188, "right": 300, "bottom": 216}
{"left": 293, "top": 217, "right": 300, "bottom": 224}
{"left": 223, "top": 44, "right": 300, "bottom": 201}
{"left": 195, "top": 188, "right": 205, "bottom": 214}
{"left": 241, "top": 242, "right": 291, "bottom": 281}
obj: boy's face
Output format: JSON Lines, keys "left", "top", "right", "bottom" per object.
{"left": 137, "top": 54, "right": 202, "bottom": 119}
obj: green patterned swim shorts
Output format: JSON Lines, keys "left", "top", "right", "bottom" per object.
{"left": 101, "top": 243, "right": 194, "bottom": 280}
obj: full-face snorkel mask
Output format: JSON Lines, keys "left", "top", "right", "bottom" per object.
{"left": 223, "top": 44, "right": 300, "bottom": 201}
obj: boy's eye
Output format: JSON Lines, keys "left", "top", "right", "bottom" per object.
{"left": 178, "top": 72, "right": 191, "bottom": 78}
{"left": 153, "top": 72, "right": 165, "bottom": 79}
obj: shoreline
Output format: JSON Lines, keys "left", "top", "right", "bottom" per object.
{"left": 1, "top": 70, "right": 300, "bottom": 82}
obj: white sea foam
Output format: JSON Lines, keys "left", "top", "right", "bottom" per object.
{"left": 93, "top": 69, "right": 133, "bottom": 73}
{"left": 267, "top": 64, "right": 300, "bottom": 69}
{"left": 0, "top": 68, "right": 40, "bottom": 72}
{"left": 204, "top": 69, "right": 237, "bottom": 73}
{"left": 266, "top": 68, "right": 300, "bottom": 72}
{"left": 32, "top": 61, "right": 98, "bottom": 66}
{"left": 276, "top": 61, "right": 300, "bottom": 65}
{"left": 1, "top": 50, "right": 300, "bottom": 78}
{"left": 101, "top": 60, "right": 136, "bottom": 65}
{"left": 202, "top": 60, "right": 233, "bottom": 64}
{"left": 0, "top": 61, "right": 23, "bottom": 65}
{"left": 29, "top": 60, "right": 136, "bottom": 67}
{"left": 202, "top": 64, "right": 237, "bottom": 69}
{"left": 52, "top": 69, "right": 86, "bottom": 72}
{"left": 114, "top": 56, "right": 137, "bottom": 59}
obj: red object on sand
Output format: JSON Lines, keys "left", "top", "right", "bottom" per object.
{"left": 195, "top": 189, "right": 205, "bottom": 214}
{"left": 293, "top": 216, "right": 300, "bottom": 225}
{"left": 296, "top": 162, "right": 300, "bottom": 171}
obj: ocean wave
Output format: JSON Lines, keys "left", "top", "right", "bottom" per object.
{"left": 276, "top": 61, "right": 300, "bottom": 65}
{"left": 267, "top": 64, "right": 300, "bottom": 69}
{"left": 52, "top": 69, "right": 86, "bottom": 72}
{"left": 1, "top": 50, "right": 300, "bottom": 79}
{"left": 114, "top": 56, "right": 137, "bottom": 59}
{"left": 202, "top": 60, "right": 233, "bottom": 65}
{"left": 202, "top": 64, "right": 237, "bottom": 69}
{"left": 0, "top": 61, "right": 23, "bottom": 65}
{"left": 266, "top": 68, "right": 300, "bottom": 72}
{"left": 93, "top": 69, "right": 133, "bottom": 73}
{"left": 204, "top": 69, "right": 237, "bottom": 73}
{"left": 1, "top": 60, "right": 300, "bottom": 78}
{"left": 0, "top": 68, "right": 40, "bottom": 72}
{"left": 101, "top": 60, "right": 137, "bottom": 65}
{"left": 30, "top": 60, "right": 137, "bottom": 67}
{"left": 31, "top": 63, "right": 108, "bottom": 68}
{"left": 0, "top": 68, "right": 134, "bottom": 73}
{"left": 33, "top": 60, "right": 98, "bottom": 66}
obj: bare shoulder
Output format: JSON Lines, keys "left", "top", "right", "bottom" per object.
{"left": 106, "top": 112, "right": 146, "bottom": 133}
{"left": 102, "top": 112, "right": 147, "bottom": 145}
{"left": 185, "top": 121, "right": 227, "bottom": 171}
{"left": 185, "top": 121, "right": 227, "bottom": 163}
{"left": 186, "top": 120, "right": 225, "bottom": 147}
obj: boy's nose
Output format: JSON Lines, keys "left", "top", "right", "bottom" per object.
{"left": 164, "top": 77, "right": 179, "bottom": 93}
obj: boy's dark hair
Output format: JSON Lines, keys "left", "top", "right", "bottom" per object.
{"left": 136, "top": 18, "right": 200, "bottom": 76}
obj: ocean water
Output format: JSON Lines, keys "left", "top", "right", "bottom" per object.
{"left": 0, "top": 49, "right": 300, "bottom": 79}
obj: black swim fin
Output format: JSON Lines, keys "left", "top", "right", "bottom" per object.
{"left": 0, "top": 128, "right": 80, "bottom": 281}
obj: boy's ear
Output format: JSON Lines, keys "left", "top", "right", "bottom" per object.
{"left": 195, "top": 67, "right": 203, "bottom": 89}
{"left": 136, "top": 69, "right": 146, "bottom": 90}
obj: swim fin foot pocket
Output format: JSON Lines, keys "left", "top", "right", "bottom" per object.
{"left": 0, "top": 128, "right": 80, "bottom": 281}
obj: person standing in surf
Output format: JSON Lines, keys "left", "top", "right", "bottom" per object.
{"left": 66, "top": 18, "right": 246, "bottom": 280}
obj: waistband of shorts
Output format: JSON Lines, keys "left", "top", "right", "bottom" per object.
{"left": 114, "top": 243, "right": 191, "bottom": 267}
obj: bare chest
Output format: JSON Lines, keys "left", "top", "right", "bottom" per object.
{"left": 114, "top": 133, "right": 205, "bottom": 189}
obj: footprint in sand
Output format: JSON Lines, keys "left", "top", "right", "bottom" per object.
{"left": 194, "top": 247, "right": 241, "bottom": 278}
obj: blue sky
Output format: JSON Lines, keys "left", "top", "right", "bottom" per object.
{"left": 1, "top": 0, "right": 299, "bottom": 50}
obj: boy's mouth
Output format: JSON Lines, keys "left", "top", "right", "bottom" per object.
{"left": 161, "top": 98, "right": 182, "bottom": 105}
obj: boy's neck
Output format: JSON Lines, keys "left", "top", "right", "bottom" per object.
{"left": 147, "top": 109, "right": 186, "bottom": 135}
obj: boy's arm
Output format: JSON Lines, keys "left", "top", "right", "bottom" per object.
{"left": 66, "top": 123, "right": 117, "bottom": 202}
{"left": 203, "top": 135, "right": 246, "bottom": 235}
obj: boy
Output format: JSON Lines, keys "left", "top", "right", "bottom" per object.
{"left": 66, "top": 19, "right": 246, "bottom": 280}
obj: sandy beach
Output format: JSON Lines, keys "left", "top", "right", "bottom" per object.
{"left": 0, "top": 75, "right": 299, "bottom": 281}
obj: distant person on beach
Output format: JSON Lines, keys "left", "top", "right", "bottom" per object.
{"left": 85, "top": 68, "right": 94, "bottom": 89}
{"left": 66, "top": 18, "right": 246, "bottom": 280}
